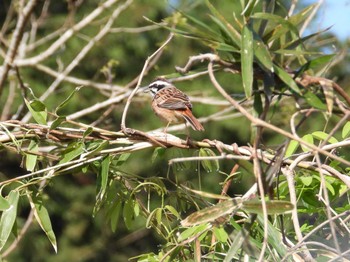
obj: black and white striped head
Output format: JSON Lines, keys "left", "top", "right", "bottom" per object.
{"left": 147, "top": 78, "right": 172, "bottom": 97}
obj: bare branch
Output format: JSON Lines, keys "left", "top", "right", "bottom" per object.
{"left": 15, "top": 0, "right": 121, "bottom": 67}
{"left": 0, "top": 0, "right": 38, "bottom": 96}
{"left": 120, "top": 32, "right": 174, "bottom": 131}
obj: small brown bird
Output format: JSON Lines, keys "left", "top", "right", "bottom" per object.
{"left": 146, "top": 78, "right": 204, "bottom": 132}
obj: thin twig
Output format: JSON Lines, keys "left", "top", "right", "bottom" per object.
{"left": 15, "top": 0, "right": 120, "bottom": 67}
{"left": 0, "top": 0, "right": 38, "bottom": 96}
{"left": 120, "top": 32, "right": 174, "bottom": 131}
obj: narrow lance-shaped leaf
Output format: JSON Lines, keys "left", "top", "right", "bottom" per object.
{"left": 0, "top": 190, "right": 19, "bottom": 252}
{"left": 181, "top": 198, "right": 242, "bottom": 227}
{"left": 97, "top": 155, "right": 110, "bottom": 201}
{"left": 24, "top": 98, "right": 47, "bottom": 125}
{"left": 242, "top": 200, "right": 294, "bottom": 214}
{"left": 55, "top": 86, "right": 82, "bottom": 115}
{"left": 25, "top": 140, "right": 39, "bottom": 171}
{"left": 253, "top": 36, "right": 274, "bottom": 73}
{"left": 273, "top": 65, "right": 301, "bottom": 94}
{"left": 206, "top": 0, "right": 241, "bottom": 47}
{"left": 58, "top": 142, "right": 85, "bottom": 164}
{"left": 241, "top": 24, "right": 254, "bottom": 98}
{"left": 224, "top": 229, "right": 245, "bottom": 262}
{"left": 178, "top": 223, "right": 211, "bottom": 241}
{"left": 303, "top": 91, "right": 327, "bottom": 110}
{"left": 296, "top": 54, "right": 335, "bottom": 76}
{"left": 213, "top": 227, "right": 229, "bottom": 243}
{"left": 252, "top": 12, "right": 300, "bottom": 42}
{"left": 30, "top": 196, "right": 58, "bottom": 253}
{"left": 123, "top": 198, "right": 134, "bottom": 230}
{"left": 110, "top": 200, "right": 122, "bottom": 233}
{"left": 199, "top": 148, "right": 219, "bottom": 172}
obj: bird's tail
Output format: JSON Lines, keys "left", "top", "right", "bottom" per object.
{"left": 182, "top": 110, "right": 205, "bottom": 131}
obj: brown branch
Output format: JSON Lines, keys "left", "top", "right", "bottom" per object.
{"left": 297, "top": 74, "right": 350, "bottom": 106}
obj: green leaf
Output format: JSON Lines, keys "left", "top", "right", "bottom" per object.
{"left": 178, "top": 11, "right": 221, "bottom": 42}
{"left": 312, "top": 131, "right": 338, "bottom": 144}
{"left": 342, "top": 122, "right": 350, "bottom": 139}
{"left": 213, "top": 227, "right": 228, "bottom": 243}
{"left": 241, "top": 25, "right": 254, "bottom": 98}
{"left": 97, "top": 155, "right": 110, "bottom": 201}
{"left": 206, "top": 0, "right": 241, "bottom": 47}
{"left": 224, "top": 229, "right": 245, "bottom": 262}
{"left": 301, "top": 134, "right": 314, "bottom": 152}
{"left": 30, "top": 99, "right": 46, "bottom": 111}
{"left": 24, "top": 98, "right": 47, "bottom": 125}
{"left": 199, "top": 148, "right": 219, "bottom": 172}
{"left": 253, "top": 92, "right": 263, "bottom": 116}
{"left": 181, "top": 199, "right": 242, "bottom": 227}
{"left": 300, "top": 176, "right": 313, "bottom": 186}
{"left": 83, "top": 127, "right": 93, "bottom": 138}
{"left": 0, "top": 190, "right": 19, "bottom": 252}
{"left": 297, "top": 54, "right": 335, "bottom": 75}
{"left": 252, "top": 12, "right": 300, "bottom": 38}
{"left": 242, "top": 200, "right": 293, "bottom": 214}
{"left": 303, "top": 91, "right": 327, "bottom": 110}
{"left": 0, "top": 196, "right": 10, "bottom": 211}
{"left": 110, "top": 199, "right": 122, "bottom": 233}
{"left": 256, "top": 215, "right": 288, "bottom": 257}
{"left": 285, "top": 140, "right": 299, "bottom": 157}
{"left": 123, "top": 198, "right": 134, "bottom": 230}
{"left": 273, "top": 65, "right": 301, "bottom": 94}
{"left": 314, "top": 176, "right": 336, "bottom": 195}
{"left": 50, "top": 116, "right": 66, "bottom": 129}
{"left": 155, "top": 208, "right": 162, "bottom": 225}
{"left": 164, "top": 205, "right": 180, "bottom": 220}
{"left": 289, "top": 4, "right": 316, "bottom": 25}
{"left": 241, "top": 0, "right": 260, "bottom": 18}
{"left": 182, "top": 186, "right": 231, "bottom": 200}
{"left": 151, "top": 147, "right": 166, "bottom": 163}
{"left": 283, "top": 30, "right": 331, "bottom": 52}
{"left": 55, "top": 86, "right": 82, "bottom": 115}
{"left": 85, "top": 140, "right": 109, "bottom": 157}
{"left": 178, "top": 223, "right": 210, "bottom": 241}
{"left": 25, "top": 140, "right": 39, "bottom": 171}
{"left": 274, "top": 49, "right": 321, "bottom": 56}
{"left": 116, "top": 153, "right": 130, "bottom": 166}
{"left": 31, "top": 196, "right": 57, "bottom": 253}
{"left": 58, "top": 142, "right": 85, "bottom": 164}
{"left": 253, "top": 37, "right": 274, "bottom": 72}
{"left": 134, "top": 201, "right": 140, "bottom": 217}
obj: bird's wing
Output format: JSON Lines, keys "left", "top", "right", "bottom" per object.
{"left": 156, "top": 88, "right": 193, "bottom": 110}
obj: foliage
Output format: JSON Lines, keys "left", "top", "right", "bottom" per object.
{"left": 0, "top": 0, "right": 349, "bottom": 261}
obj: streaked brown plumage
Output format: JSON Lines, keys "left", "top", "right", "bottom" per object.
{"left": 147, "top": 78, "right": 204, "bottom": 131}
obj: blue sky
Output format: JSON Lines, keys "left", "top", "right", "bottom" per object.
{"left": 307, "top": 0, "right": 350, "bottom": 41}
